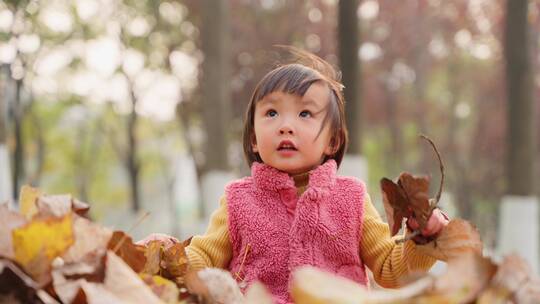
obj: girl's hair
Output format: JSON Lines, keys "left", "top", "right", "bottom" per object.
{"left": 243, "top": 47, "right": 349, "bottom": 168}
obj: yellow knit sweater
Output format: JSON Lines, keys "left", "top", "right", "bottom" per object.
{"left": 186, "top": 173, "right": 436, "bottom": 288}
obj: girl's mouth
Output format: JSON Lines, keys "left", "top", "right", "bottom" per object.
{"left": 277, "top": 140, "right": 297, "bottom": 151}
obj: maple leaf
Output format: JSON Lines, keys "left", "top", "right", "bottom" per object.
{"left": 161, "top": 242, "right": 189, "bottom": 283}
{"left": 397, "top": 172, "right": 433, "bottom": 229}
{"left": 107, "top": 231, "right": 146, "bottom": 273}
{"left": 0, "top": 204, "right": 27, "bottom": 259}
{"left": 380, "top": 178, "right": 410, "bottom": 236}
{"left": 142, "top": 240, "right": 163, "bottom": 276}
{"left": 415, "top": 219, "right": 483, "bottom": 261}
{"left": 12, "top": 213, "right": 75, "bottom": 284}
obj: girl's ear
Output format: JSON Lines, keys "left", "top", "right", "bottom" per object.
{"left": 251, "top": 134, "right": 258, "bottom": 153}
{"left": 324, "top": 135, "right": 341, "bottom": 156}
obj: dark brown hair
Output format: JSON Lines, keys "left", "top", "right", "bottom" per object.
{"left": 243, "top": 47, "right": 349, "bottom": 168}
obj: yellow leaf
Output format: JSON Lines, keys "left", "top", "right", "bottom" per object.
{"left": 12, "top": 213, "right": 74, "bottom": 280}
{"left": 19, "top": 185, "right": 41, "bottom": 219}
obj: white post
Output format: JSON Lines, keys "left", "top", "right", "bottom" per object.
{"left": 338, "top": 154, "right": 368, "bottom": 181}
{"left": 0, "top": 144, "right": 12, "bottom": 208}
{"left": 201, "top": 170, "right": 235, "bottom": 221}
{"left": 498, "top": 195, "right": 539, "bottom": 274}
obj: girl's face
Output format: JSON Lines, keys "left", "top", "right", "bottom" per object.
{"left": 252, "top": 81, "right": 335, "bottom": 175}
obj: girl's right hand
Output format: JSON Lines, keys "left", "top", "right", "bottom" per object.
{"left": 136, "top": 233, "right": 180, "bottom": 248}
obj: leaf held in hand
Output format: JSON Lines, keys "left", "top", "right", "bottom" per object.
{"left": 380, "top": 178, "right": 410, "bottom": 236}
{"left": 415, "top": 218, "right": 483, "bottom": 261}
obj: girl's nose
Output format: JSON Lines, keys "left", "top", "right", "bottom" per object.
{"left": 279, "top": 125, "right": 294, "bottom": 135}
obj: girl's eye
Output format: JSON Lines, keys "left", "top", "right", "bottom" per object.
{"left": 299, "top": 110, "right": 312, "bottom": 118}
{"left": 266, "top": 109, "right": 278, "bottom": 117}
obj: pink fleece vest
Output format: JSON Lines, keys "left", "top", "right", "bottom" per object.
{"left": 226, "top": 160, "right": 368, "bottom": 304}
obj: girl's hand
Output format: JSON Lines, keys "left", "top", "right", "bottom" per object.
{"left": 406, "top": 208, "right": 449, "bottom": 237}
{"left": 136, "top": 233, "right": 180, "bottom": 248}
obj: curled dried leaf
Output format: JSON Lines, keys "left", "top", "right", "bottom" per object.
{"left": 380, "top": 178, "right": 410, "bottom": 237}
{"left": 415, "top": 219, "right": 483, "bottom": 261}
{"left": 107, "top": 231, "right": 146, "bottom": 273}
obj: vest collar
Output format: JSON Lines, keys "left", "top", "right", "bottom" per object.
{"left": 251, "top": 159, "right": 337, "bottom": 192}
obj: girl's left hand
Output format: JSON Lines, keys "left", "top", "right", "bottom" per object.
{"left": 406, "top": 208, "right": 449, "bottom": 237}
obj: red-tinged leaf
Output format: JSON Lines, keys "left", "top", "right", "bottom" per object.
{"left": 380, "top": 178, "right": 410, "bottom": 236}
{"left": 0, "top": 204, "right": 27, "bottom": 259}
{"left": 142, "top": 240, "right": 163, "bottom": 275}
{"left": 415, "top": 219, "right": 483, "bottom": 261}
{"left": 161, "top": 242, "right": 189, "bottom": 281}
{"left": 107, "top": 231, "right": 146, "bottom": 273}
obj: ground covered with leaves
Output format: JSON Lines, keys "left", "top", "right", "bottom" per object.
{"left": 1, "top": 182, "right": 540, "bottom": 303}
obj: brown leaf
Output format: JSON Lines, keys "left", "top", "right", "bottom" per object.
{"left": 107, "top": 231, "right": 146, "bottom": 273}
{"left": 0, "top": 204, "right": 27, "bottom": 259}
{"left": 415, "top": 219, "right": 483, "bottom": 261}
{"left": 142, "top": 240, "right": 163, "bottom": 275}
{"left": 0, "top": 258, "right": 40, "bottom": 303}
{"left": 36, "top": 195, "right": 90, "bottom": 218}
{"left": 478, "top": 254, "right": 538, "bottom": 303}
{"left": 431, "top": 252, "right": 497, "bottom": 303}
{"left": 161, "top": 242, "right": 189, "bottom": 281}
{"left": 380, "top": 178, "right": 410, "bottom": 236}
{"left": 397, "top": 172, "right": 433, "bottom": 229}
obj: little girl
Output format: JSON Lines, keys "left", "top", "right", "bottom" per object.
{"left": 144, "top": 48, "right": 448, "bottom": 304}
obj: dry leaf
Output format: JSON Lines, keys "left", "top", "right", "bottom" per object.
{"left": 0, "top": 258, "right": 40, "bottom": 303}
{"left": 161, "top": 242, "right": 189, "bottom": 281}
{"left": 12, "top": 213, "right": 74, "bottom": 283}
{"left": 196, "top": 268, "right": 244, "bottom": 304}
{"left": 397, "top": 173, "right": 432, "bottom": 229}
{"left": 19, "top": 185, "right": 41, "bottom": 219}
{"left": 380, "top": 178, "right": 410, "bottom": 236}
{"left": 478, "top": 254, "right": 538, "bottom": 304}
{"left": 430, "top": 252, "right": 497, "bottom": 303}
{"left": 0, "top": 204, "right": 27, "bottom": 259}
{"left": 142, "top": 240, "right": 163, "bottom": 275}
{"left": 62, "top": 216, "right": 112, "bottom": 263}
{"left": 140, "top": 273, "right": 180, "bottom": 304}
{"left": 103, "top": 251, "right": 163, "bottom": 304}
{"left": 36, "top": 195, "right": 73, "bottom": 218}
{"left": 107, "top": 231, "right": 146, "bottom": 273}
{"left": 415, "top": 219, "right": 483, "bottom": 261}
{"left": 245, "top": 281, "right": 274, "bottom": 304}
{"left": 291, "top": 266, "right": 367, "bottom": 304}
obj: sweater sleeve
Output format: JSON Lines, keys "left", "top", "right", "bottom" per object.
{"left": 359, "top": 193, "right": 436, "bottom": 288}
{"left": 186, "top": 195, "right": 232, "bottom": 271}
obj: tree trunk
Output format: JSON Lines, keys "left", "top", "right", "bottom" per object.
{"left": 200, "top": 0, "right": 231, "bottom": 172}
{"left": 12, "top": 79, "right": 24, "bottom": 200}
{"left": 338, "top": 0, "right": 362, "bottom": 154}
{"left": 127, "top": 92, "right": 140, "bottom": 212}
{"left": 0, "top": 64, "right": 12, "bottom": 204}
{"left": 505, "top": 0, "right": 536, "bottom": 196}
{"left": 199, "top": 0, "right": 232, "bottom": 218}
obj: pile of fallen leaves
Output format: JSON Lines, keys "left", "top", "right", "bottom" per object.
{"left": 0, "top": 185, "right": 200, "bottom": 304}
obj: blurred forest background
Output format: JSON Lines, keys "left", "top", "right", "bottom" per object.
{"left": 0, "top": 0, "right": 538, "bottom": 252}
